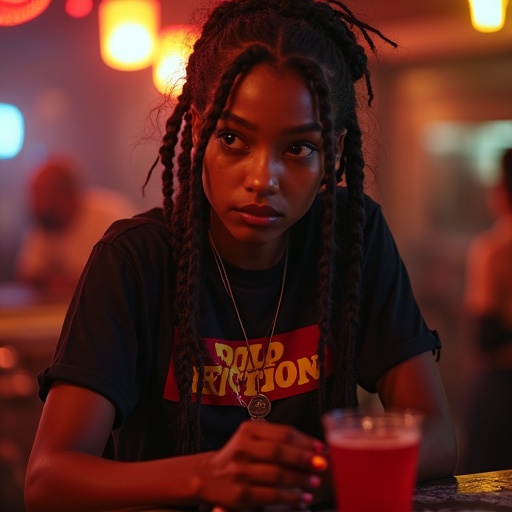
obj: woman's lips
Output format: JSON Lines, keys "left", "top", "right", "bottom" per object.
{"left": 236, "top": 204, "right": 282, "bottom": 226}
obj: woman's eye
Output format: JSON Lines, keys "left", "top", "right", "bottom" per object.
{"left": 287, "top": 143, "right": 317, "bottom": 158}
{"left": 217, "top": 132, "right": 247, "bottom": 150}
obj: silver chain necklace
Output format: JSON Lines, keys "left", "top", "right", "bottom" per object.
{"left": 208, "top": 231, "right": 288, "bottom": 419}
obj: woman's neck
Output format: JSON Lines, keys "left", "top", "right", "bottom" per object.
{"left": 208, "top": 223, "right": 288, "bottom": 270}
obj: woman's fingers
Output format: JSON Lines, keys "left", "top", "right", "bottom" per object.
{"left": 237, "top": 420, "right": 326, "bottom": 456}
{"left": 211, "top": 480, "right": 314, "bottom": 510}
{"left": 234, "top": 460, "right": 323, "bottom": 490}
{"left": 240, "top": 436, "right": 327, "bottom": 475}
{"left": 201, "top": 421, "right": 328, "bottom": 510}
{"left": 232, "top": 421, "right": 328, "bottom": 473}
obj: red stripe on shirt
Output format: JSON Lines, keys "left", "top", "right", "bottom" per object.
{"left": 164, "top": 324, "right": 332, "bottom": 406}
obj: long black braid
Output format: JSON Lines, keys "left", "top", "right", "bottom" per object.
{"left": 174, "top": 44, "right": 277, "bottom": 454}
{"left": 284, "top": 55, "right": 339, "bottom": 414}
{"left": 151, "top": 0, "right": 396, "bottom": 455}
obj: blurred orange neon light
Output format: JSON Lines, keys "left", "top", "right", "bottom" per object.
{"left": 0, "top": 0, "right": 52, "bottom": 26}
{"left": 99, "top": 0, "right": 160, "bottom": 71}
{"left": 153, "top": 25, "right": 199, "bottom": 96}
{"left": 65, "top": 0, "right": 93, "bottom": 18}
{"left": 468, "top": 0, "right": 509, "bottom": 32}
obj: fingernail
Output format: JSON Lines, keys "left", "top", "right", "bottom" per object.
{"left": 301, "top": 492, "right": 314, "bottom": 504}
{"left": 309, "top": 475, "right": 322, "bottom": 488}
{"left": 311, "top": 454, "right": 328, "bottom": 471}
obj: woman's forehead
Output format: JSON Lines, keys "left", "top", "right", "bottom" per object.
{"left": 221, "top": 64, "right": 320, "bottom": 128}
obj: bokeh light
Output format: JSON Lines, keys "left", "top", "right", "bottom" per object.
{"left": 0, "top": 0, "right": 52, "bottom": 26}
{"left": 153, "top": 25, "right": 199, "bottom": 96}
{"left": 65, "top": 0, "right": 93, "bottom": 18}
{"left": 468, "top": 0, "right": 509, "bottom": 32}
{"left": 0, "top": 103, "right": 25, "bottom": 159}
{"left": 98, "top": 0, "right": 160, "bottom": 71}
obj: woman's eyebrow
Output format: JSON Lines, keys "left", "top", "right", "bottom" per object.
{"left": 283, "top": 122, "right": 322, "bottom": 135}
{"left": 219, "top": 111, "right": 255, "bottom": 129}
{"left": 220, "top": 111, "right": 322, "bottom": 134}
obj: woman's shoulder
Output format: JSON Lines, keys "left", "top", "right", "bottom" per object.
{"left": 330, "top": 186, "right": 384, "bottom": 223}
{"left": 92, "top": 207, "right": 171, "bottom": 267}
{"left": 99, "top": 207, "right": 168, "bottom": 244}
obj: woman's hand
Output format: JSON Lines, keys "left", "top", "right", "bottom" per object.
{"left": 26, "top": 384, "right": 329, "bottom": 511}
{"left": 196, "top": 420, "right": 328, "bottom": 511}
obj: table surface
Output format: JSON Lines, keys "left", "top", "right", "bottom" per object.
{"left": 412, "top": 469, "right": 512, "bottom": 511}
{"left": 142, "top": 470, "right": 512, "bottom": 511}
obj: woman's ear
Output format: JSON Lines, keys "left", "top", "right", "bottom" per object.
{"left": 335, "top": 128, "right": 347, "bottom": 171}
{"left": 190, "top": 104, "right": 202, "bottom": 146}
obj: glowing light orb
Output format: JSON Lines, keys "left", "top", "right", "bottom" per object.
{"left": 0, "top": 103, "right": 25, "bottom": 159}
{"left": 153, "top": 25, "right": 199, "bottom": 96}
{"left": 468, "top": 0, "right": 509, "bottom": 32}
{"left": 99, "top": 0, "right": 160, "bottom": 71}
{"left": 65, "top": 0, "right": 93, "bottom": 18}
{"left": 0, "top": 0, "right": 52, "bottom": 26}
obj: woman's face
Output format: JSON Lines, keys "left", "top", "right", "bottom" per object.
{"left": 196, "top": 63, "right": 344, "bottom": 266}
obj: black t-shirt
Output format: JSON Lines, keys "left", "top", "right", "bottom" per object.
{"left": 38, "top": 189, "right": 440, "bottom": 461}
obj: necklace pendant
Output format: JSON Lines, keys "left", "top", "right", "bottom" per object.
{"left": 248, "top": 393, "right": 271, "bottom": 420}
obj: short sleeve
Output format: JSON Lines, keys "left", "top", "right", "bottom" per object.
{"left": 37, "top": 211, "right": 173, "bottom": 427}
{"left": 355, "top": 199, "right": 441, "bottom": 392}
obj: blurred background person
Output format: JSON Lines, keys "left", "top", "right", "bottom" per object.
{"left": 15, "top": 157, "right": 136, "bottom": 300}
{"left": 461, "top": 148, "right": 512, "bottom": 473}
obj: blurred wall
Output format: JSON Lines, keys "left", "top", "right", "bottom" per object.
{"left": 368, "top": 50, "right": 512, "bottom": 470}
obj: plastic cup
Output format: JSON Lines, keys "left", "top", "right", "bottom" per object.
{"left": 322, "top": 408, "right": 423, "bottom": 512}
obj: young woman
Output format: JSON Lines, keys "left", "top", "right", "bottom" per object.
{"left": 25, "top": 1, "right": 458, "bottom": 510}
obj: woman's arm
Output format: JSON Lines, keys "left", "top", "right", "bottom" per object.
{"left": 25, "top": 382, "right": 326, "bottom": 511}
{"left": 376, "top": 351, "right": 458, "bottom": 481}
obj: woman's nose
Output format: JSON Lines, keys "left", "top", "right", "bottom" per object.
{"left": 244, "top": 151, "right": 280, "bottom": 195}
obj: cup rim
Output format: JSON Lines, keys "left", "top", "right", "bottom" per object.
{"left": 322, "top": 407, "right": 425, "bottom": 428}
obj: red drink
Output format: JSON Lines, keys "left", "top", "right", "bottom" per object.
{"left": 323, "top": 410, "right": 423, "bottom": 512}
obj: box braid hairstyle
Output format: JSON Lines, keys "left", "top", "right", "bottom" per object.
{"left": 151, "top": 0, "right": 396, "bottom": 455}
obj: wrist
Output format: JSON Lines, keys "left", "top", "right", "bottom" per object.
{"left": 188, "top": 451, "right": 216, "bottom": 505}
